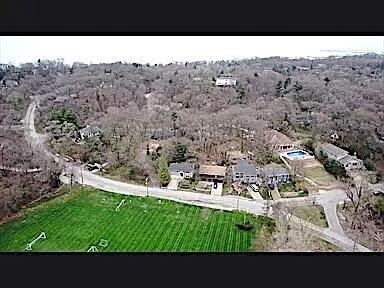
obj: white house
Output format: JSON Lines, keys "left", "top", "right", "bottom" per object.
{"left": 79, "top": 125, "right": 102, "bottom": 140}
{"left": 321, "top": 143, "right": 364, "bottom": 171}
{"left": 169, "top": 162, "right": 195, "bottom": 179}
{"left": 330, "top": 132, "right": 340, "bottom": 141}
{"left": 216, "top": 75, "right": 237, "bottom": 87}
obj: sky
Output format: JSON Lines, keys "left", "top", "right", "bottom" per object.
{"left": 0, "top": 36, "right": 383, "bottom": 66}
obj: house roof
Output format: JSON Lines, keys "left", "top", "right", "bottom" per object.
{"left": 338, "top": 155, "right": 362, "bottom": 165}
{"left": 199, "top": 165, "right": 226, "bottom": 177}
{"left": 265, "top": 130, "right": 294, "bottom": 147}
{"left": 262, "top": 166, "right": 289, "bottom": 177}
{"left": 322, "top": 143, "right": 348, "bottom": 158}
{"left": 233, "top": 159, "right": 259, "bottom": 175}
{"left": 80, "top": 125, "right": 101, "bottom": 135}
{"left": 218, "top": 74, "right": 235, "bottom": 79}
{"left": 169, "top": 162, "right": 194, "bottom": 173}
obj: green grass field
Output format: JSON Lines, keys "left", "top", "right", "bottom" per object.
{"left": 303, "top": 166, "right": 337, "bottom": 187}
{"left": 291, "top": 205, "right": 328, "bottom": 228}
{"left": 0, "top": 187, "right": 274, "bottom": 252}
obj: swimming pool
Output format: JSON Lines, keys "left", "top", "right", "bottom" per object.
{"left": 282, "top": 149, "right": 314, "bottom": 160}
{"left": 287, "top": 151, "right": 306, "bottom": 158}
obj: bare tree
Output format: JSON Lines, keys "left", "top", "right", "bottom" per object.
{"left": 344, "top": 179, "right": 368, "bottom": 229}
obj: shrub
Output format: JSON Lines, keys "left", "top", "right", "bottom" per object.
{"left": 363, "top": 159, "right": 376, "bottom": 171}
{"left": 158, "top": 156, "right": 170, "bottom": 187}
{"left": 323, "top": 158, "right": 346, "bottom": 179}
{"left": 303, "top": 139, "right": 315, "bottom": 154}
{"left": 51, "top": 108, "right": 78, "bottom": 127}
{"left": 236, "top": 220, "right": 253, "bottom": 231}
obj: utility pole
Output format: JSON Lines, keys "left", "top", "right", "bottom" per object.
{"left": 0, "top": 143, "right": 4, "bottom": 164}
{"left": 80, "top": 165, "right": 84, "bottom": 185}
{"left": 145, "top": 177, "right": 149, "bottom": 197}
{"left": 70, "top": 172, "right": 73, "bottom": 189}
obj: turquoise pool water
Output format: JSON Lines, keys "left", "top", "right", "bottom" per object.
{"left": 286, "top": 150, "right": 307, "bottom": 158}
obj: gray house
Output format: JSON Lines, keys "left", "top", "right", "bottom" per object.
{"left": 169, "top": 162, "right": 195, "bottom": 179}
{"left": 321, "top": 143, "right": 348, "bottom": 161}
{"left": 321, "top": 143, "right": 364, "bottom": 171}
{"left": 232, "top": 159, "right": 260, "bottom": 184}
{"left": 262, "top": 166, "right": 290, "bottom": 186}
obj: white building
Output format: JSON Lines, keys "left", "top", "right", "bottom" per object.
{"left": 169, "top": 162, "right": 195, "bottom": 179}
{"left": 79, "top": 125, "right": 102, "bottom": 140}
{"left": 216, "top": 75, "right": 237, "bottom": 87}
{"left": 321, "top": 143, "right": 364, "bottom": 171}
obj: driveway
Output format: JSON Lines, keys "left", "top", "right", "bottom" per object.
{"left": 247, "top": 187, "right": 263, "bottom": 200}
{"left": 167, "top": 175, "right": 182, "bottom": 190}
{"left": 211, "top": 182, "right": 223, "bottom": 196}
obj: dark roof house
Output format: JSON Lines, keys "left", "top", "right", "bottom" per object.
{"left": 262, "top": 166, "right": 289, "bottom": 177}
{"left": 232, "top": 159, "right": 260, "bottom": 184}
{"left": 169, "top": 162, "right": 194, "bottom": 173}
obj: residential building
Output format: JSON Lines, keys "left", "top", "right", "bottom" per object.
{"left": 262, "top": 166, "right": 290, "bottom": 186}
{"left": 296, "top": 66, "right": 310, "bottom": 71}
{"left": 199, "top": 164, "right": 226, "bottom": 183}
{"left": 338, "top": 155, "right": 364, "bottom": 171}
{"left": 330, "top": 132, "right": 340, "bottom": 141}
{"left": 215, "top": 75, "right": 237, "bottom": 87}
{"left": 169, "top": 162, "right": 195, "bottom": 179}
{"left": 321, "top": 143, "right": 364, "bottom": 171}
{"left": 264, "top": 129, "right": 295, "bottom": 151}
{"left": 232, "top": 159, "right": 260, "bottom": 184}
{"left": 79, "top": 125, "right": 102, "bottom": 140}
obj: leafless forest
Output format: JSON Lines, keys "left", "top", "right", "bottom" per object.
{"left": 1, "top": 54, "right": 383, "bottom": 221}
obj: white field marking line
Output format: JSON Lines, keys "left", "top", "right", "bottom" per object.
{"left": 115, "top": 199, "right": 126, "bottom": 212}
{"left": 25, "top": 232, "right": 46, "bottom": 251}
{"left": 87, "top": 246, "right": 99, "bottom": 252}
{"left": 98, "top": 239, "right": 108, "bottom": 248}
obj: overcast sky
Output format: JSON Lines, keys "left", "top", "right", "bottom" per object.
{"left": 0, "top": 36, "right": 383, "bottom": 65}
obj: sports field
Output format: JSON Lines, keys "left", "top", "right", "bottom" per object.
{"left": 0, "top": 187, "right": 274, "bottom": 252}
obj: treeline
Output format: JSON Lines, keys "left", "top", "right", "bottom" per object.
{"left": 2, "top": 54, "right": 384, "bottom": 185}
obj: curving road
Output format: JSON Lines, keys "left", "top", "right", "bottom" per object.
{"left": 23, "top": 98, "right": 372, "bottom": 252}
{"left": 0, "top": 165, "right": 42, "bottom": 173}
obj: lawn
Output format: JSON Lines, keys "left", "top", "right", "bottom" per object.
{"left": 279, "top": 181, "right": 310, "bottom": 198}
{"left": 0, "top": 187, "right": 274, "bottom": 252}
{"left": 303, "top": 166, "right": 337, "bottom": 187}
{"left": 291, "top": 205, "right": 328, "bottom": 228}
{"left": 178, "top": 179, "right": 198, "bottom": 191}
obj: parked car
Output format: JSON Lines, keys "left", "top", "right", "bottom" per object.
{"left": 373, "top": 189, "right": 384, "bottom": 196}
{"left": 250, "top": 184, "right": 259, "bottom": 193}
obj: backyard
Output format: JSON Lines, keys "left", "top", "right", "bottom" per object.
{"left": 0, "top": 186, "right": 275, "bottom": 252}
{"left": 302, "top": 166, "right": 339, "bottom": 188}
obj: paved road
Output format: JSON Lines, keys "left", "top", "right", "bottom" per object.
{"left": 24, "top": 98, "right": 371, "bottom": 252}
{"left": 0, "top": 125, "right": 24, "bottom": 131}
{"left": 288, "top": 214, "right": 370, "bottom": 252}
{"left": 0, "top": 165, "right": 42, "bottom": 173}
